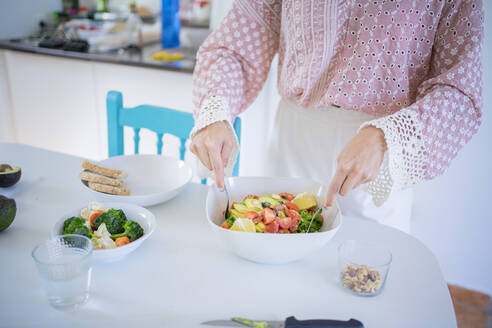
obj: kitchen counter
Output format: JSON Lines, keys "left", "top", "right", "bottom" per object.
{"left": 0, "top": 38, "right": 196, "bottom": 73}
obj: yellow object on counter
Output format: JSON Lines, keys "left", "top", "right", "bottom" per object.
{"left": 151, "top": 50, "right": 184, "bottom": 62}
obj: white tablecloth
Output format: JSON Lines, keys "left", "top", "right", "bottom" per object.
{"left": 0, "top": 143, "right": 456, "bottom": 328}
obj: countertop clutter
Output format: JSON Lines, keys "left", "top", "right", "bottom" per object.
{"left": 0, "top": 142, "right": 457, "bottom": 328}
{"left": 0, "top": 38, "right": 196, "bottom": 73}
{"left": 0, "top": 0, "right": 213, "bottom": 74}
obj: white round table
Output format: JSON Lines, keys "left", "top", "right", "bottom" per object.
{"left": 0, "top": 143, "right": 456, "bottom": 328}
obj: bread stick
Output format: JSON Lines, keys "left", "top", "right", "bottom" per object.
{"left": 88, "top": 182, "right": 131, "bottom": 196}
{"left": 82, "top": 160, "right": 127, "bottom": 179}
{"left": 80, "top": 171, "right": 124, "bottom": 187}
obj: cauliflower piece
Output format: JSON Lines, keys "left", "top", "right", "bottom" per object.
{"left": 80, "top": 201, "right": 105, "bottom": 220}
{"left": 93, "top": 223, "right": 116, "bottom": 250}
{"left": 80, "top": 208, "right": 91, "bottom": 221}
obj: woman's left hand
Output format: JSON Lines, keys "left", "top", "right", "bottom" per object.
{"left": 325, "top": 126, "right": 387, "bottom": 206}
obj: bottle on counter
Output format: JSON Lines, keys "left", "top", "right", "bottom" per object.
{"left": 161, "top": 0, "right": 180, "bottom": 48}
{"left": 127, "top": 1, "right": 143, "bottom": 49}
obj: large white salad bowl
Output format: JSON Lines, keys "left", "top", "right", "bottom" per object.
{"left": 52, "top": 202, "right": 156, "bottom": 262}
{"left": 206, "top": 177, "right": 342, "bottom": 264}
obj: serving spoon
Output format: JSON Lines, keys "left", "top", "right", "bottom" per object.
{"left": 306, "top": 206, "right": 323, "bottom": 233}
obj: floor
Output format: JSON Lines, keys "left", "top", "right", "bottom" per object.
{"left": 448, "top": 285, "right": 492, "bottom": 328}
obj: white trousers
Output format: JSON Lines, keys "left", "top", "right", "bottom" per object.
{"left": 265, "top": 98, "right": 413, "bottom": 233}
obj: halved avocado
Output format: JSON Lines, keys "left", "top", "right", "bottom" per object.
{"left": 0, "top": 164, "right": 21, "bottom": 188}
{"left": 232, "top": 203, "right": 250, "bottom": 213}
{"left": 258, "top": 196, "right": 280, "bottom": 208}
{"left": 0, "top": 195, "right": 16, "bottom": 232}
{"left": 230, "top": 209, "right": 246, "bottom": 219}
{"left": 243, "top": 198, "right": 263, "bottom": 212}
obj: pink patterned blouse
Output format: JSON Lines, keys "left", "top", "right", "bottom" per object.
{"left": 191, "top": 0, "right": 483, "bottom": 205}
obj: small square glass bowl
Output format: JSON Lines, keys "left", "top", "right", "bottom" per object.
{"left": 337, "top": 240, "right": 392, "bottom": 297}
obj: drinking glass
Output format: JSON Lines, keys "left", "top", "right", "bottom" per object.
{"left": 32, "top": 234, "right": 93, "bottom": 310}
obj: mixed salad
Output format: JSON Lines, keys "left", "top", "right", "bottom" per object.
{"left": 62, "top": 202, "right": 144, "bottom": 249}
{"left": 221, "top": 192, "right": 324, "bottom": 233}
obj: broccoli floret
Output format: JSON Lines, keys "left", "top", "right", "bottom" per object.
{"left": 62, "top": 216, "right": 94, "bottom": 239}
{"left": 111, "top": 220, "right": 144, "bottom": 242}
{"left": 93, "top": 209, "right": 127, "bottom": 234}
{"left": 72, "top": 225, "right": 94, "bottom": 239}
{"left": 295, "top": 209, "right": 323, "bottom": 233}
{"left": 63, "top": 217, "right": 86, "bottom": 234}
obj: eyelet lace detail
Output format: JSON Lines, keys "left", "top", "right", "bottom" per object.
{"left": 360, "top": 109, "right": 427, "bottom": 206}
{"left": 191, "top": 96, "right": 231, "bottom": 137}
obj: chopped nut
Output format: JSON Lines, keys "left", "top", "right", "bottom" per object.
{"left": 369, "top": 270, "right": 380, "bottom": 282}
{"left": 341, "top": 264, "right": 383, "bottom": 295}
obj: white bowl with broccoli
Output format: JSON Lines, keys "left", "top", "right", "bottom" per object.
{"left": 52, "top": 202, "right": 156, "bottom": 262}
{"left": 206, "top": 177, "right": 343, "bottom": 264}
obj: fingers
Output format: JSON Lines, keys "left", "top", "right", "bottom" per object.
{"left": 325, "top": 126, "right": 385, "bottom": 204}
{"left": 220, "top": 139, "right": 233, "bottom": 168}
{"left": 191, "top": 142, "right": 212, "bottom": 171}
{"left": 208, "top": 146, "right": 225, "bottom": 191}
{"left": 339, "top": 171, "right": 362, "bottom": 197}
{"left": 328, "top": 162, "right": 374, "bottom": 204}
{"left": 192, "top": 139, "right": 226, "bottom": 191}
{"left": 189, "top": 121, "right": 234, "bottom": 191}
{"left": 325, "top": 168, "right": 347, "bottom": 207}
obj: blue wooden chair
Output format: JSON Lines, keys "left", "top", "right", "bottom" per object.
{"left": 106, "top": 90, "right": 241, "bottom": 183}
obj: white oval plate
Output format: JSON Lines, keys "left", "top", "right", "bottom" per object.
{"left": 52, "top": 202, "right": 156, "bottom": 262}
{"left": 206, "top": 176, "right": 342, "bottom": 264}
{"left": 81, "top": 154, "right": 193, "bottom": 207}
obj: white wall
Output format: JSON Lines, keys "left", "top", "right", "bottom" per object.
{"left": 0, "top": 0, "right": 61, "bottom": 39}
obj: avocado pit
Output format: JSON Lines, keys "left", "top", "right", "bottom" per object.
{"left": 0, "top": 164, "right": 13, "bottom": 173}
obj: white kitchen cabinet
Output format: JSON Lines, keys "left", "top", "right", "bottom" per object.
{"left": 1, "top": 50, "right": 197, "bottom": 161}
{"left": 4, "top": 50, "right": 101, "bottom": 159}
{"left": 0, "top": 50, "right": 16, "bottom": 142}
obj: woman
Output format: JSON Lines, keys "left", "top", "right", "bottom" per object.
{"left": 189, "top": 0, "right": 483, "bottom": 232}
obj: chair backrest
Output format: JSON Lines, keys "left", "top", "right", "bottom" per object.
{"left": 106, "top": 90, "right": 241, "bottom": 180}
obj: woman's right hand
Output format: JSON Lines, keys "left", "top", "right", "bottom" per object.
{"left": 190, "top": 121, "right": 234, "bottom": 191}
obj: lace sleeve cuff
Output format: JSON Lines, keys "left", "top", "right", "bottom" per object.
{"left": 359, "top": 109, "right": 428, "bottom": 206}
{"left": 191, "top": 96, "right": 240, "bottom": 179}
{"left": 191, "top": 96, "right": 232, "bottom": 137}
